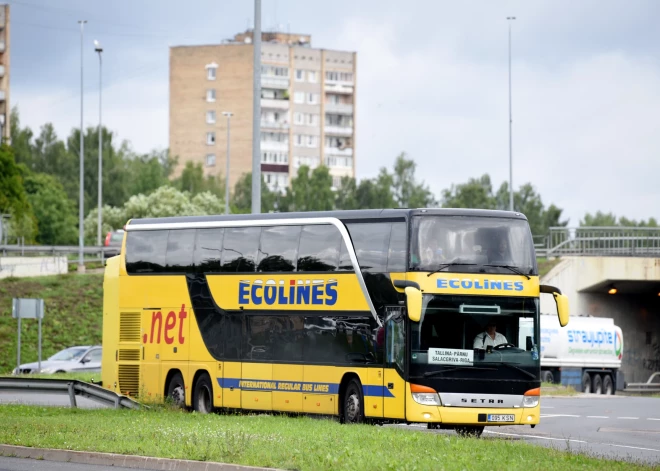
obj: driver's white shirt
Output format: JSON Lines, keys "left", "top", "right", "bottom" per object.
{"left": 473, "top": 332, "right": 508, "bottom": 348}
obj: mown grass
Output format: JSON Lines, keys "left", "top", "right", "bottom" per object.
{"left": 0, "top": 372, "right": 100, "bottom": 383}
{"left": 0, "top": 406, "right": 652, "bottom": 471}
{"left": 541, "top": 382, "right": 578, "bottom": 397}
{"left": 538, "top": 257, "right": 562, "bottom": 278}
{"left": 0, "top": 274, "right": 103, "bottom": 374}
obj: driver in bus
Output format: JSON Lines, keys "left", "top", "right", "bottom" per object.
{"left": 473, "top": 320, "right": 508, "bottom": 349}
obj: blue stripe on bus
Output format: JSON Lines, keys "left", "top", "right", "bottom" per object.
{"left": 216, "top": 378, "right": 395, "bottom": 398}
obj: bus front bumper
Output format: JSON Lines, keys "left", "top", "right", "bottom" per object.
{"left": 407, "top": 401, "right": 540, "bottom": 426}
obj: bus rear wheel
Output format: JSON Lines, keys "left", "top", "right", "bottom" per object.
{"left": 166, "top": 372, "right": 186, "bottom": 409}
{"left": 341, "top": 378, "right": 364, "bottom": 424}
{"left": 455, "top": 426, "right": 484, "bottom": 438}
{"left": 193, "top": 374, "right": 214, "bottom": 414}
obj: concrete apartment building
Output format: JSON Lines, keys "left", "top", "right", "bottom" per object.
{"left": 169, "top": 30, "right": 356, "bottom": 194}
{"left": 0, "top": 4, "right": 10, "bottom": 141}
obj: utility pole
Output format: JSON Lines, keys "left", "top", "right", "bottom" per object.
{"left": 507, "top": 16, "right": 516, "bottom": 212}
{"left": 251, "top": 0, "right": 262, "bottom": 214}
{"left": 222, "top": 112, "right": 233, "bottom": 215}
{"left": 94, "top": 40, "right": 103, "bottom": 248}
{"left": 78, "top": 20, "right": 87, "bottom": 273}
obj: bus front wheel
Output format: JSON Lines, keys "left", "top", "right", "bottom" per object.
{"left": 341, "top": 378, "right": 364, "bottom": 424}
{"left": 455, "top": 426, "right": 484, "bottom": 438}
{"left": 166, "top": 372, "right": 186, "bottom": 409}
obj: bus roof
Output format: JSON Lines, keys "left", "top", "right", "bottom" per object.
{"left": 127, "top": 208, "right": 528, "bottom": 227}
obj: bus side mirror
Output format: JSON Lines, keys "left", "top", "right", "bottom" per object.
{"left": 541, "top": 284, "right": 569, "bottom": 327}
{"left": 405, "top": 286, "right": 422, "bottom": 323}
{"left": 554, "top": 293, "right": 569, "bottom": 327}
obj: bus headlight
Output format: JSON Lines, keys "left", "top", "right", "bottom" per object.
{"left": 523, "top": 387, "right": 540, "bottom": 407}
{"left": 411, "top": 384, "right": 441, "bottom": 406}
{"left": 412, "top": 393, "right": 441, "bottom": 406}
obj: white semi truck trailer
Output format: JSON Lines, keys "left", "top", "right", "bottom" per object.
{"left": 539, "top": 314, "right": 624, "bottom": 394}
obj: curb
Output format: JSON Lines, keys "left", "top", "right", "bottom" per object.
{"left": 0, "top": 445, "right": 282, "bottom": 471}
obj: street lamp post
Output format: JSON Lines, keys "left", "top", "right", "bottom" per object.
{"left": 94, "top": 40, "right": 103, "bottom": 248}
{"left": 251, "top": 0, "right": 262, "bottom": 214}
{"left": 78, "top": 20, "right": 87, "bottom": 273}
{"left": 507, "top": 16, "right": 516, "bottom": 212}
{"left": 222, "top": 111, "right": 233, "bottom": 215}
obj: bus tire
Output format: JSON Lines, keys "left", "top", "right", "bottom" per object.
{"left": 602, "top": 375, "right": 614, "bottom": 395}
{"left": 455, "top": 426, "right": 484, "bottom": 438}
{"left": 592, "top": 374, "right": 603, "bottom": 395}
{"left": 581, "top": 372, "right": 591, "bottom": 394}
{"left": 193, "top": 374, "right": 214, "bottom": 414}
{"left": 166, "top": 371, "right": 186, "bottom": 409}
{"left": 341, "top": 378, "right": 364, "bottom": 424}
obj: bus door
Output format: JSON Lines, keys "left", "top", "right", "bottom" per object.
{"left": 384, "top": 307, "right": 406, "bottom": 419}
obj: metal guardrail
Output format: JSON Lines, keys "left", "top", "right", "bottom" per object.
{"left": 0, "top": 244, "right": 116, "bottom": 262}
{"left": 0, "top": 378, "right": 143, "bottom": 409}
{"left": 624, "top": 372, "right": 660, "bottom": 393}
{"left": 543, "top": 227, "right": 660, "bottom": 258}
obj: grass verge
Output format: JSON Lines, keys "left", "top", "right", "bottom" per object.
{"left": 0, "top": 274, "right": 104, "bottom": 374}
{"left": 0, "top": 406, "right": 650, "bottom": 471}
{"left": 0, "top": 372, "right": 100, "bottom": 383}
{"left": 538, "top": 257, "right": 562, "bottom": 278}
{"left": 542, "top": 382, "right": 578, "bottom": 396}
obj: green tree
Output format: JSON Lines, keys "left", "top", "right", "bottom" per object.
{"left": 126, "top": 149, "right": 176, "bottom": 197}
{"left": 335, "top": 176, "right": 358, "bottom": 210}
{"left": 580, "top": 211, "right": 617, "bottom": 227}
{"left": 392, "top": 153, "right": 437, "bottom": 208}
{"left": 357, "top": 169, "right": 396, "bottom": 209}
{"left": 23, "top": 173, "right": 78, "bottom": 245}
{"left": 279, "top": 165, "right": 335, "bottom": 212}
{"left": 0, "top": 144, "right": 37, "bottom": 242}
{"left": 9, "top": 107, "right": 34, "bottom": 168}
{"left": 231, "top": 172, "right": 276, "bottom": 214}
{"left": 173, "top": 160, "right": 226, "bottom": 199}
{"left": 443, "top": 174, "right": 496, "bottom": 209}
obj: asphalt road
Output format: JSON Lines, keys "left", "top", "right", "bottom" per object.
{"left": 1, "top": 392, "right": 659, "bottom": 466}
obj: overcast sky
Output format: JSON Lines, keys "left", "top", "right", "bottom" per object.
{"left": 9, "top": 0, "right": 660, "bottom": 226}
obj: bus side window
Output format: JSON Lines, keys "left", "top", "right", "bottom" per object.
{"left": 345, "top": 222, "right": 393, "bottom": 272}
{"left": 297, "top": 225, "right": 341, "bottom": 272}
{"left": 221, "top": 227, "right": 261, "bottom": 272}
{"left": 165, "top": 229, "right": 196, "bottom": 273}
{"left": 387, "top": 222, "right": 407, "bottom": 272}
{"left": 194, "top": 228, "right": 224, "bottom": 273}
{"left": 125, "top": 230, "right": 169, "bottom": 274}
{"left": 257, "top": 226, "right": 301, "bottom": 272}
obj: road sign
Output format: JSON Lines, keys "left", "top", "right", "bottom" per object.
{"left": 12, "top": 298, "right": 45, "bottom": 373}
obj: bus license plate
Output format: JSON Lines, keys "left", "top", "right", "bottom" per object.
{"left": 487, "top": 414, "right": 515, "bottom": 422}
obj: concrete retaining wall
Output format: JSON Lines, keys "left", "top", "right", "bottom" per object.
{"left": 0, "top": 257, "right": 68, "bottom": 278}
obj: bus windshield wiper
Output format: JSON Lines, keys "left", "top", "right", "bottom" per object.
{"left": 427, "top": 263, "right": 477, "bottom": 277}
{"left": 424, "top": 366, "right": 496, "bottom": 377}
{"left": 483, "top": 264, "right": 531, "bottom": 280}
{"left": 498, "top": 362, "right": 536, "bottom": 379}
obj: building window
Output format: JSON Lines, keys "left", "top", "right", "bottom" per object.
{"left": 294, "top": 92, "right": 305, "bottom": 104}
{"left": 206, "top": 110, "right": 216, "bottom": 124}
{"left": 306, "top": 113, "right": 319, "bottom": 126}
{"left": 294, "top": 112, "right": 304, "bottom": 125}
{"left": 294, "top": 156, "right": 319, "bottom": 169}
{"left": 295, "top": 69, "right": 304, "bottom": 82}
{"left": 325, "top": 71, "right": 353, "bottom": 83}
{"left": 206, "top": 154, "right": 216, "bottom": 167}
{"left": 294, "top": 134, "right": 304, "bottom": 147}
{"left": 306, "top": 135, "right": 318, "bottom": 148}
{"left": 332, "top": 175, "right": 342, "bottom": 189}
{"left": 308, "top": 71, "right": 317, "bottom": 83}
{"left": 206, "top": 132, "right": 216, "bottom": 145}
{"left": 307, "top": 93, "right": 318, "bottom": 105}
{"left": 207, "top": 89, "right": 216, "bottom": 102}
{"left": 206, "top": 65, "right": 217, "bottom": 80}
{"left": 261, "top": 152, "right": 289, "bottom": 164}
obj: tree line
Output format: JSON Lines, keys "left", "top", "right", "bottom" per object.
{"left": 1, "top": 107, "right": 655, "bottom": 246}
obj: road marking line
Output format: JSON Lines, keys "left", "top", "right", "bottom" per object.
{"left": 610, "top": 444, "right": 660, "bottom": 452}
{"left": 647, "top": 418, "right": 660, "bottom": 421}
{"left": 541, "top": 406, "right": 555, "bottom": 409}
{"left": 587, "top": 416, "right": 609, "bottom": 419}
{"left": 541, "top": 414, "right": 581, "bottom": 418}
{"left": 484, "top": 430, "right": 586, "bottom": 443}
{"left": 618, "top": 417, "right": 639, "bottom": 420}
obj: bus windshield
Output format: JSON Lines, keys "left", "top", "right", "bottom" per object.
{"left": 410, "top": 215, "right": 537, "bottom": 276}
{"left": 410, "top": 295, "right": 539, "bottom": 379}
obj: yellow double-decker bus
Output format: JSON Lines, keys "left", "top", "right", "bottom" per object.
{"left": 102, "top": 208, "right": 568, "bottom": 436}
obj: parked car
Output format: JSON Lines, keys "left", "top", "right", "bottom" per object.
{"left": 104, "top": 229, "right": 124, "bottom": 257}
{"left": 12, "top": 345, "right": 102, "bottom": 375}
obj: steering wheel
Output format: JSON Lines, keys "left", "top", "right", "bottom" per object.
{"left": 494, "top": 343, "right": 517, "bottom": 350}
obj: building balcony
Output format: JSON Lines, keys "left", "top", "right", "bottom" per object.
{"left": 261, "top": 141, "right": 289, "bottom": 152}
{"left": 261, "top": 120, "right": 290, "bottom": 130}
{"left": 324, "top": 125, "right": 353, "bottom": 136}
{"left": 325, "top": 146, "right": 353, "bottom": 156}
{"left": 0, "top": 41, "right": 5, "bottom": 53}
{"left": 261, "top": 76, "right": 289, "bottom": 89}
{"left": 324, "top": 82, "right": 354, "bottom": 94}
{"left": 261, "top": 98, "right": 290, "bottom": 110}
{"left": 0, "top": 65, "right": 5, "bottom": 77}
{"left": 0, "top": 90, "right": 5, "bottom": 101}
{"left": 324, "top": 102, "right": 353, "bottom": 114}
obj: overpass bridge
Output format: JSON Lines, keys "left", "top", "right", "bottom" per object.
{"left": 537, "top": 227, "right": 660, "bottom": 384}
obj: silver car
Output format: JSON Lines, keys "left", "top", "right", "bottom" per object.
{"left": 12, "top": 345, "right": 102, "bottom": 375}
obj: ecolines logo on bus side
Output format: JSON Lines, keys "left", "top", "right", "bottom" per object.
{"left": 436, "top": 278, "right": 524, "bottom": 292}
{"left": 238, "top": 279, "right": 338, "bottom": 306}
